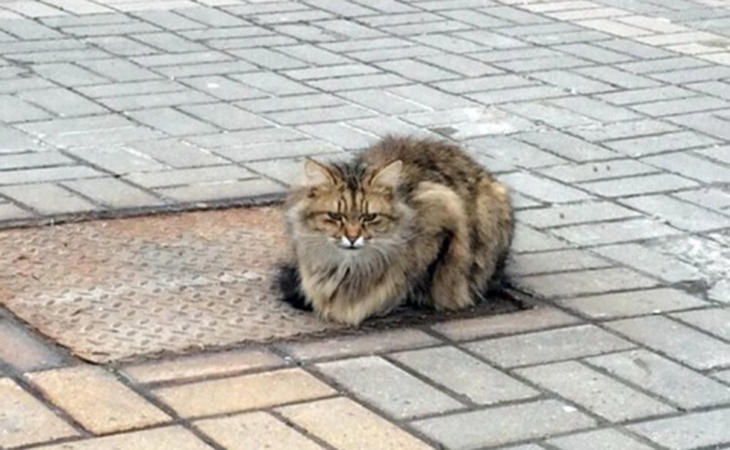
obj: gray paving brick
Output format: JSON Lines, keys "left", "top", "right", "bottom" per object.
{"left": 556, "top": 42, "right": 637, "bottom": 63}
{"left": 550, "top": 218, "right": 682, "bottom": 246}
{"left": 131, "top": 10, "right": 205, "bottom": 31}
{"left": 558, "top": 288, "right": 707, "bottom": 319}
{"left": 593, "top": 243, "right": 702, "bottom": 282}
{"left": 125, "top": 165, "right": 255, "bottom": 188}
{"left": 517, "top": 130, "right": 617, "bottom": 161}
{"left": 519, "top": 267, "right": 659, "bottom": 299}
{"left": 440, "top": 8, "right": 511, "bottom": 27}
{"left": 77, "top": 58, "right": 161, "bottom": 82}
{"left": 377, "top": 59, "right": 460, "bottom": 82}
{"left": 598, "top": 86, "right": 695, "bottom": 106}
{"left": 619, "top": 56, "right": 710, "bottom": 74}
{"left": 0, "top": 183, "right": 97, "bottom": 215}
{"left": 468, "top": 136, "right": 566, "bottom": 168}
{"left": 547, "top": 429, "right": 654, "bottom": 450}
{"left": 0, "top": 166, "right": 102, "bottom": 185}
{"left": 388, "top": 20, "right": 472, "bottom": 36}
{"left": 435, "top": 74, "right": 533, "bottom": 94}
{"left": 386, "top": 84, "right": 475, "bottom": 109}
{"left": 77, "top": 80, "right": 185, "bottom": 99}
{"left": 511, "top": 226, "right": 569, "bottom": 257}
{"left": 276, "top": 43, "right": 353, "bottom": 66}
{"left": 687, "top": 80, "right": 730, "bottom": 101}
{"left": 517, "top": 201, "right": 640, "bottom": 228}
{"left": 175, "top": 7, "right": 247, "bottom": 27}
{"left": 575, "top": 66, "right": 660, "bottom": 89}
{"left": 569, "top": 119, "right": 678, "bottom": 142}
{"left": 31, "top": 62, "right": 109, "bottom": 87}
{"left": 181, "top": 76, "right": 266, "bottom": 101}
{"left": 465, "top": 324, "right": 633, "bottom": 368}
{"left": 499, "top": 173, "right": 593, "bottom": 203}
{"left": 338, "top": 89, "right": 428, "bottom": 115}
{"left": 431, "top": 307, "right": 580, "bottom": 342}
{"left": 605, "top": 130, "right": 717, "bottom": 156}
{"left": 411, "top": 34, "right": 489, "bottom": 54}
{"left": 180, "top": 103, "right": 272, "bottom": 130}
{"left": 131, "top": 51, "right": 233, "bottom": 68}
{"left": 391, "top": 346, "right": 538, "bottom": 405}
{"left": 188, "top": 127, "right": 306, "bottom": 149}
{"left": 0, "top": 151, "right": 72, "bottom": 170}
{"left": 298, "top": 122, "right": 376, "bottom": 149}
{"left": 317, "top": 19, "right": 384, "bottom": 38}
{"left": 650, "top": 65, "right": 730, "bottom": 84}
{"left": 0, "top": 95, "right": 51, "bottom": 123}
{"left": 276, "top": 329, "right": 439, "bottom": 361}
{"left": 99, "top": 90, "right": 216, "bottom": 111}
{"left": 530, "top": 69, "right": 615, "bottom": 94}
{"left": 63, "top": 177, "right": 163, "bottom": 208}
{"left": 130, "top": 32, "right": 206, "bottom": 53}
{"left": 551, "top": 96, "right": 642, "bottom": 122}
{"left": 629, "top": 408, "right": 730, "bottom": 450}
{"left": 539, "top": 159, "right": 659, "bottom": 183}
{"left": 496, "top": 55, "right": 593, "bottom": 73}
{"left": 125, "top": 139, "right": 227, "bottom": 168}
{"left": 0, "top": 18, "right": 63, "bottom": 39}
{"left": 502, "top": 101, "right": 596, "bottom": 128}
{"left": 608, "top": 316, "right": 730, "bottom": 370}
{"left": 588, "top": 349, "right": 730, "bottom": 409}
{"left": 517, "top": 361, "right": 674, "bottom": 421}
{"left": 668, "top": 112, "right": 730, "bottom": 141}
{"left": 230, "top": 48, "right": 307, "bottom": 70}
{"left": 231, "top": 72, "right": 314, "bottom": 96}
{"left": 468, "top": 84, "right": 567, "bottom": 105}
{"left": 672, "top": 308, "right": 730, "bottom": 342}
{"left": 348, "top": 117, "right": 429, "bottom": 139}
{"left": 237, "top": 94, "right": 342, "bottom": 113}
{"left": 158, "top": 177, "right": 283, "bottom": 202}
{"left": 273, "top": 23, "right": 340, "bottom": 42}
{"left": 265, "top": 104, "right": 375, "bottom": 126}
{"left": 156, "top": 61, "right": 264, "bottom": 79}
{"left": 19, "top": 88, "right": 106, "bottom": 117}
{"left": 411, "top": 399, "right": 595, "bottom": 449}
{"left": 507, "top": 249, "right": 612, "bottom": 276}
{"left": 316, "top": 356, "right": 463, "bottom": 419}
{"left": 642, "top": 152, "right": 730, "bottom": 183}
{"left": 581, "top": 173, "right": 698, "bottom": 197}
{"left": 632, "top": 96, "right": 729, "bottom": 117}
{"left": 127, "top": 107, "right": 219, "bottom": 136}
{"left": 621, "top": 194, "right": 729, "bottom": 232}
{"left": 302, "top": 0, "right": 376, "bottom": 16}
{"left": 61, "top": 22, "right": 160, "bottom": 37}
{"left": 0, "top": 202, "right": 33, "bottom": 221}
{"left": 674, "top": 187, "right": 730, "bottom": 212}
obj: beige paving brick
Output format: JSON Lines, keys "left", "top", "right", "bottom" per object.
{"left": 0, "top": 377, "right": 78, "bottom": 448}
{"left": 28, "top": 365, "right": 170, "bottom": 434}
{"left": 558, "top": 288, "right": 707, "bottom": 319}
{"left": 278, "top": 397, "right": 432, "bottom": 450}
{"left": 123, "top": 348, "right": 284, "bottom": 384}
{"left": 516, "top": 361, "right": 674, "bottom": 422}
{"left": 412, "top": 399, "right": 596, "bottom": 449}
{"left": 431, "top": 306, "right": 581, "bottom": 341}
{"left": 33, "top": 425, "right": 213, "bottom": 450}
{"left": 195, "top": 411, "right": 323, "bottom": 450}
{"left": 154, "top": 368, "right": 335, "bottom": 417}
{"left": 275, "top": 328, "right": 440, "bottom": 360}
{"left": 465, "top": 324, "right": 633, "bottom": 368}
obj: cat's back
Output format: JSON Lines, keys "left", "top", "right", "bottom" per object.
{"left": 360, "top": 135, "right": 489, "bottom": 194}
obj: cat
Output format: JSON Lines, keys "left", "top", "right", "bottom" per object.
{"left": 276, "top": 135, "right": 513, "bottom": 326}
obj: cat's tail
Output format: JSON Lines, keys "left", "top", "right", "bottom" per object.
{"left": 273, "top": 263, "right": 313, "bottom": 311}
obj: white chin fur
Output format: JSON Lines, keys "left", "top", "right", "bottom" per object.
{"left": 339, "top": 236, "right": 365, "bottom": 249}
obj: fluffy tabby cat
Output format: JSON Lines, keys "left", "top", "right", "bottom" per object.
{"left": 277, "top": 135, "right": 513, "bottom": 325}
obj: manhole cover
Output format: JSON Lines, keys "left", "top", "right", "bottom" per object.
{"left": 0, "top": 207, "right": 524, "bottom": 363}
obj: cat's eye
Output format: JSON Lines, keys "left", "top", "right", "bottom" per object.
{"left": 327, "top": 212, "right": 343, "bottom": 221}
{"left": 361, "top": 213, "right": 378, "bottom": 222}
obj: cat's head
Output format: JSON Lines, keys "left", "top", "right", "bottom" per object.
{"left": 286, "top": 158, "right": 414, "bottom": 256}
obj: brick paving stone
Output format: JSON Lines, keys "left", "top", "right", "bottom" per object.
{"left": 278, "top": 397, "right": 432, "bottom": 450}
{"left": 465, "top": 324, "right": 633, "bottom": 368}
{"left": 671, "top": 308, "right": 730, "bottom": 341}
{"left": 549, "top": 218, "right": 682, "bottom": 246}
{"left": 431, "top": 307, "right": 580, "bottom": 341}
{"left": 546, "top": 429, "right": 654, "bottom": 450}
{"left": 628, "top": 408, "right": 730, "bottom": 450}
{"left": 608, "top": 316, "right": 730, "bottom": 370}
{"left": 21, "top": 62, "right": 107, "bottom": 88}
{"left": 499, "top": 172, "right": 593, "bottom": 203}
{"left": 575, "top": 66, "right": 660, "bottom": 89}
{"left": 502, "top": 101, "right": 597, "bottom": 128}
{"left": 158, "top": 177, "right": 284, "bottom": 202}
{"left": 0, "top": 94, "right": 51, "bottom": 123}
{"left": 621, "top": 195, "right": 730, "bottom": 232}
{"left": 316, "top": 356, "right": 463, "bottom": 419}
{"left": 194, "top": 411, "right": 323, "bottom": 450}
{"left": 581, "top": 173, "right": 698, "bottom": 197}
{"left": 411, "top": 399, "right": 595, "bottom": 449}
{"left": 518, "top": 267, "right": 659, "bottom": 299}
{"left": 674, "top": 187, "right": 730, "bottom": 213}
{"left": 465, "top": 136, "right": 567, "bottom": 168}
{"left": 588, "top": 349, "right": 730, "bottom": 409}
{"left": 127, "top": 107, "right": 219, "bottom": 136}
{"left": 28, "top": 365, "right": 170, "bottom": 434}
{"left": 592, "top": 243, "right": 702, "bottom": 282}
{"left": 391, "top": 346, "right": 538, "bottom": 405}
{"left": 180, "top": 103, "right": 272, "bottom": 130}
{"left": 125, "top": 139, "right": 227, "bottom": 168}
{"left": 642, "top": 152, "right": 730, "bottom": 183}
{"left": 18, "top": 88, "right": 107, "bottom": 117}
{"left": 558, "top": 288, "right": 707, "bottom": 319}
{"left": 0, "top": 319, "right": 67, "bottom": 372}
{"left": 515, "top": 130, "right": 617, "bottom": 162}
{"left": 0, "top": 183, "right": 98, "bottom": 215}
{"left": 517, "top": 361, "right": 674, "bottom": 421}
{"left": 0, "top": 377, "right": 78, "bottom": 447}
{"left": 512, "top": 224, "right": 570, "bottom": 253}
{"left": 516, "top": 201, "right": 640, "bottom": 228}
{"left": 125, "top": 165, "right": 255, "bottom": 188}
{"left": 538, "top": 159, "right": 659, "bottom": 183}
{"left": 568, "top": 119, "right": 678, "bottom": 142}
{"left": 507, "top": 249, "right": 612, "bottom": 276}
{"left": 598, "top": 85, "right": 695, "bottom": 105}
{"left": 550, "top": 96, "right": 642, "bottom": 122}
{"left": 33, "top": 426, "right": 212, "bottom": 450}
{"left": 124, "top": 349, "right": 284, "bottom": 384}
{"left": 0, "top": 202, "right": 33, "bottom": 220}
{"left": 154, "top": 368, "right": 335, "bottom": 418}
{"left": 276, "top": 329, "right": 439, "bottom": 361}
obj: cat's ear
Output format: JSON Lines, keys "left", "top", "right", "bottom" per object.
{"left": 370, "top": 160, "right": 402, "bottom": 188}
{"left": 302, "top": 159, "right": 336, "bottom": 187}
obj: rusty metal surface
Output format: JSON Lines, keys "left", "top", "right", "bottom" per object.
{"left": 0, "top": 207, "right": 523, "bottom": 363}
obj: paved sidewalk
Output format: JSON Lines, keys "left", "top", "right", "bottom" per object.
{"left": 1, "top": 0, "right": 730, "bottom": 448}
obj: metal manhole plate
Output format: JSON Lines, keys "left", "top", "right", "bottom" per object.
{"left": 0, "top": 207, "right": 523, "bottom": 363}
